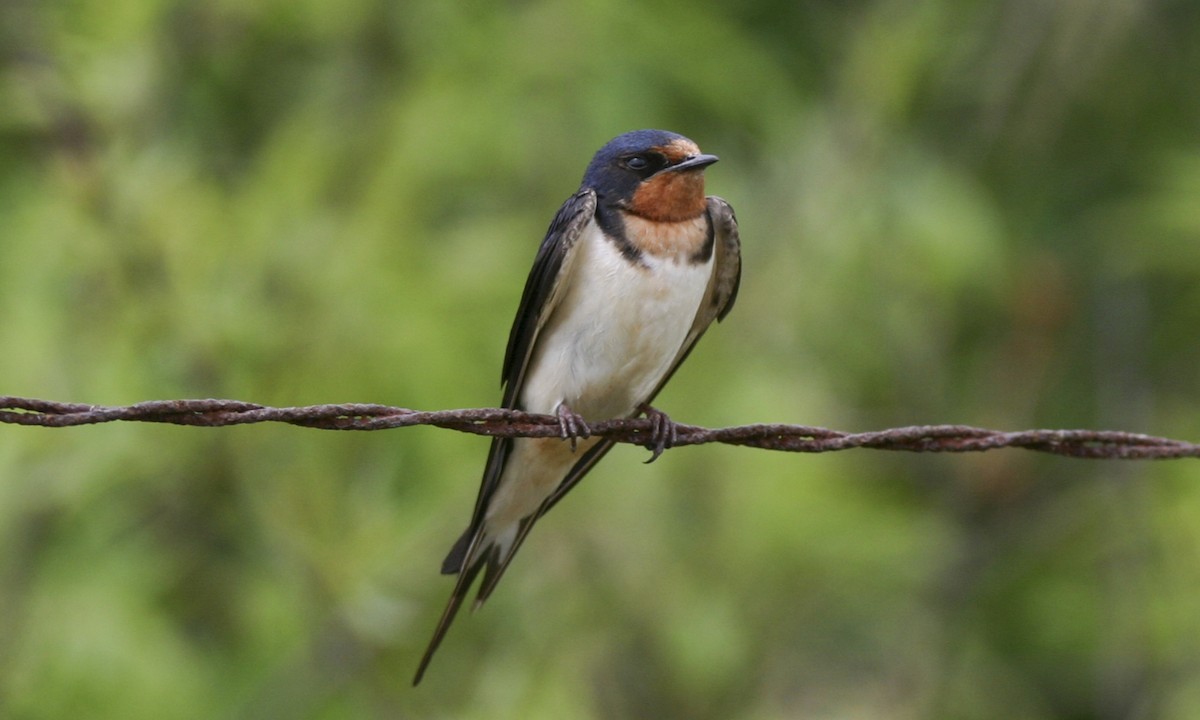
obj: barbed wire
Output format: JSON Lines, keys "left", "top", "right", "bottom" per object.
{"left": 1, "top": 396, "right": 1197, "bottom": 460}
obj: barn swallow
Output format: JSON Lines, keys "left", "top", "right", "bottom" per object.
{"left": 413, "top": 129, "right": 741, "bottom": 684}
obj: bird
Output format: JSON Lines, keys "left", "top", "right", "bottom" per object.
{"left": 413, "top": 129, "right": 741, "bottom": 684}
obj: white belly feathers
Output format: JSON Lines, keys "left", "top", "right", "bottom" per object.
{"left": 519, "top": 220, "right": 712, "bottom": 420}
{"left": 482, "top": 217, "right": 712, "bottom": 530}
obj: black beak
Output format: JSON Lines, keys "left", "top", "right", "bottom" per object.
{"left": 666, "top": 153, "right": 719, "bottom": 173}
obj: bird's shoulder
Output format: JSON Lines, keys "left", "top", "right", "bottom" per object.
{"left": 704, "top": 195, "right": 741, "bottom": 322}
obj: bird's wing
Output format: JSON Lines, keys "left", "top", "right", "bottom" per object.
{"left": 413, "top": 189, "right": 596, "bottom": 685}
{"left": 536, "top": 195, "right": 741, "bottom": 516}
{"left": 453, "top": 188, "right": 597, "bottom": 557}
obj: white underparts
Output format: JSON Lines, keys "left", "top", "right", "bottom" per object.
{"left": 483, "top": 219, "right": 713, "bottom": 529}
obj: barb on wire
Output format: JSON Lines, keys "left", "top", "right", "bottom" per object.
{"left": 1, "top": 396, "right": 1197, "bottom": 461}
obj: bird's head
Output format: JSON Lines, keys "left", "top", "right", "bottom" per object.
{"left": 582, "top": 129, "right": 718, "bottom": 222}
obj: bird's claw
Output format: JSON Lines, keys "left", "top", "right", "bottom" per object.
{"left": 639, "top": 404, "right": 678, "bottom": 463}
{"left": 556, "top": 403, "right": 591, "bottom": 451}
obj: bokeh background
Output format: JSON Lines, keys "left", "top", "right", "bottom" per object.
{"left": 3, "top": 0, "right": 1200, "bottom": 718}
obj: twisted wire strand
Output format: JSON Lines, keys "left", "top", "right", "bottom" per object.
{"left": 1, "top": 396, "right": 1196, "bottom": 460}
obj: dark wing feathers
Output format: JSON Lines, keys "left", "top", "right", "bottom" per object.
{"left": 708, "top": 197, "right": 742, "bottom": 322}
{"left": 414, "top": 190, "right": 597, "bottom": 686}
{"left": 457, "top": 189, "right": 598, "bottom": 541}
{"left": 501, "top": 190, "right": 598, "bottom": 406}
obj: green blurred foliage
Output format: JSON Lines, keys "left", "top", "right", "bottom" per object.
{"left": 2, "top": 0, "right": 1200, "bottom": 717}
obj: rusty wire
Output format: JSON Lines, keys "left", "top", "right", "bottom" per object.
{"left": 1, "top": 396, "right": 1197, "bottom": 460}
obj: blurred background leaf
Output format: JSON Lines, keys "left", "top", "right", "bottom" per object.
{"left": 2, "top": 0, "right": 1199, "bottom": 717}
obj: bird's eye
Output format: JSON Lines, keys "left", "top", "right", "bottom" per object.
{"left": 624, "top": 155, "right": 649, "bottom": 171}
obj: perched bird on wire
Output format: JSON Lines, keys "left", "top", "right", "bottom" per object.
{"left": 414, "top": 129, "right": 741, "bottom": 684}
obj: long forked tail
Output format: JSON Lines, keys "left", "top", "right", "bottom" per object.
{"left": 412, "top": 541, "right": 487, "bottom": 685}
{"left": 412, "top": 520, "right": 533, "bottom": 685}
{"left": 413, "top": 441, "right": 620, "bottom": 684}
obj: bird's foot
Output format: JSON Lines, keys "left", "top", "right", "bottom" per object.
{"left": 638, "top": 404, "right": 678, "bottom": 463}
{"left": 555, "top": 403, "right": 591, "bottom": 451}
